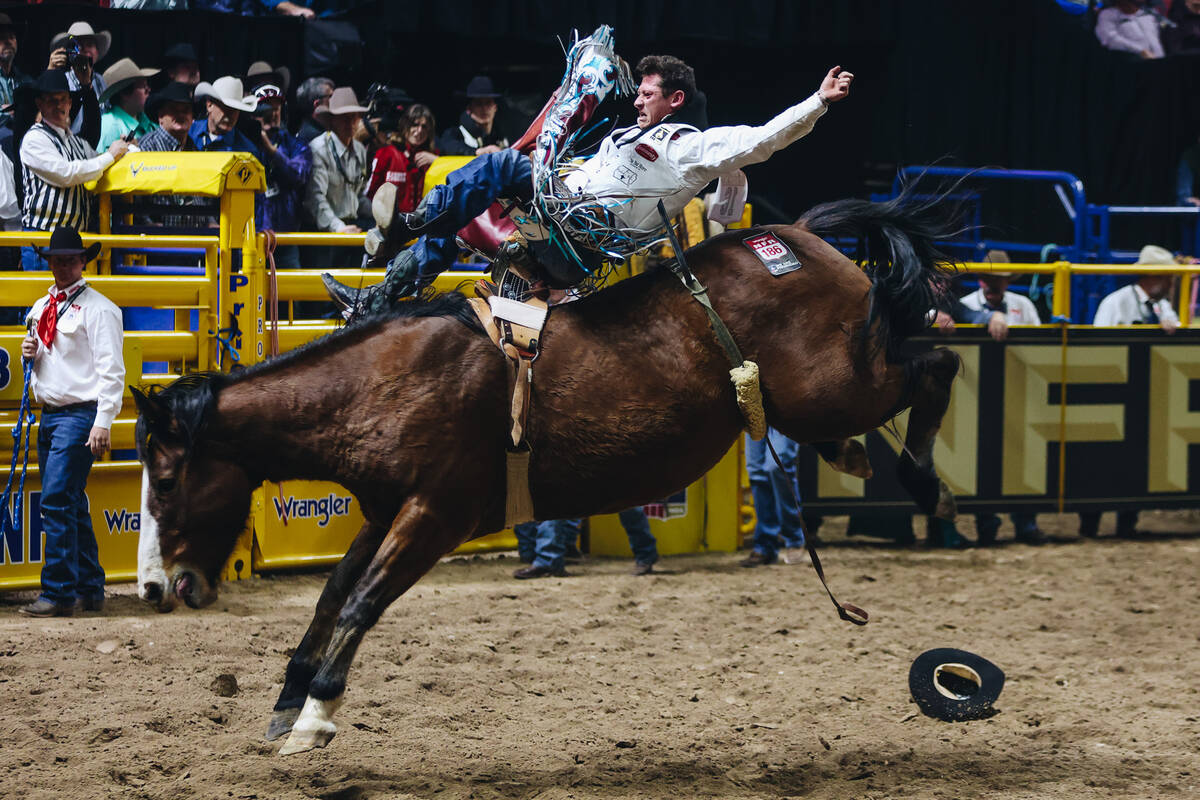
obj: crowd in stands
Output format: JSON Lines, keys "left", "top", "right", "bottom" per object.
{"left": 0, "top": 13, "right": 520, "bottom": 273}
{"left": 1092, "top": 0, "right": 1200, "bottom": 58}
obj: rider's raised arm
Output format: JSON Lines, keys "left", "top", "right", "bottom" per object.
{"left": 670, "top": 92, "right": 827, "bottom": 183}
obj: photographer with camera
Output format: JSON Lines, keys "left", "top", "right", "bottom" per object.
{"left": 47, "top": 22, "right": 109, "bottom": 140}
{"left": 251, "top": 82, "right": 311, "bottom": 268}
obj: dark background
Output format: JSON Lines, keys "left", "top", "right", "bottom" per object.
{"left": 4, "top": 0, "right": 1200, "bottom": 248}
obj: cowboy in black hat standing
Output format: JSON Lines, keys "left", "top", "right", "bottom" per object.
{"left": 18, "top": 70, "right": 128, "bottom": 269}
{"left": 18, "top": 227, "right": 124, "bottom": 618}
{"left": 162, "top": 42, "right": 201, "bottom": 87}
{"left": 0, "top": 12, "right": 31, "bottom": 121}
{"left": 438, "top": 75, "right": 511, "bottom": 157}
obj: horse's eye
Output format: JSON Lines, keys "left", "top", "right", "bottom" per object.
{"left": 156, "top": 478, "right": 177, "bottom": 495}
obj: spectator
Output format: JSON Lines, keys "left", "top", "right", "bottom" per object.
{"left": 19, "top": 71, "right": 129, "bottom": 269}
{"left": 1096, "top": 1, "right": 1165, "bottom": 59}
{"left": 438, "top": 76, "right": 510, "bottom": 157}
{"left": 305, "top": 86, "right": 370, "bottom": 265}
{"left": 1092, "top": 244, "right": 1180, "bottom": 332}
{"left": 18, "top": 227, "right": 124, "bottom": 617}
{"left": 263, "top": 0, "right": 317, "bottom": 18}
{"left": 48, "top": 21, "right": 111, "bottom": 136}
{"left": 189, "top": 76, "right": 260, "bottom": 156}
{"left": 294, "top": 76, "right": 333, "bottom": 143}
{"left": 161, "top": 43, "right": 201, "bottom": 86}
{"left": 0, "top": 13, "right": 32, "bottom": 121}
{"left": 251, "top": 83, "right": 312, "bottom": 267}
{"left": 959, "top": 250, "right": 1041, "bottom": 324}
{"left": 367, "top": 104, "right": 437, "bottom": 213}
{"left": 1165, "top": 0, "right": 1200, "bottom": 54}
{"left": 0, "top": 145, "right": 18, "bottom": 232}
{"left": 740, "top": 428, "right": 808, "bottom": 567}
{"left": 97, "top": 58, "right": 160, "bottom": 150}
{"left": 138, "top": 82, "right": 197, "bottom": 152}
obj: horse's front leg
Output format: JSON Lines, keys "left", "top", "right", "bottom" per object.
{"left": 278, "top": 497, "right": 465, "bottom": 756}
{"left": 266, "top": 518, "right": 388, "bottom": 741}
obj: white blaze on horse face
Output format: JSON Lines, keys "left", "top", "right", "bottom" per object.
{"left": 137, "top": 466, "right": 168, "bottom": 602}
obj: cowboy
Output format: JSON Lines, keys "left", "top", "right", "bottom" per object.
{"left": 305, "top": 86, "right": 370, "bottom": 267}
{"left": 162, "top": 42, "right": 201, "bottom": 86}
{"left": 47, "top": 21, "right": 110, "bottom": 136}
{"left": 252, "top": 81, "right": 312, "bottom": 267}
{"left": 189, "top": 76, "right": 260, "bottom": 157}
{"left": 138, "top": 82, "right": 197, "bottom": 152}
{"left": 18, "top": 227, "right": 124, "bottom": 618}
{"left": 18, "top": 70, "right": 129, "bottom": 268}
{"left": 0, "top": 12, "right": 32, "bottom": 121}
{"left": 958, "top": 250, "right": 1041, "bottom": 325}
{"left": 1092, "top": 244, "right": 1181, "bottom": 332}
{"left": 438, "top": 75, "right": 511, "bottom": 157}
{"left": 98, "top": 58, "right": 160, "bottom": 150}
{"left": 324, "top": 56, "right": 853, "bottom": 314}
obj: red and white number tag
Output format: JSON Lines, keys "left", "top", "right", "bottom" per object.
{"left": 743, "top": 232, "right": 802, "bottom": 276}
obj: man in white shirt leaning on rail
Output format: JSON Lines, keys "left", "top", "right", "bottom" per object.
{"left": 18, "top": 228, "right": 124, "bottom": 618}
{"left": 1092, "top": 244, "right": 1181, "bottom": 333}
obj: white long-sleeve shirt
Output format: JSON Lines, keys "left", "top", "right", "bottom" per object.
{"left": 24, "top": 279, "right": 125, "bottom": 429}
{"left": 19, "top": 120, "right": 112, "bottom": 230}
{"left": 1095, "top": 7, "right": 1164, "bottom": 58}
{"left": 562, "top": 92, "right": 828, "bottom": 232}
{"left": 960, "top": 288, "right": 1042, "bottom": 325}
{"left": 1093, "top": 282, "right": 1179, "bottom": 327}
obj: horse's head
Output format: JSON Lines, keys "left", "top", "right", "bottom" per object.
{"left": 131, "top": 381, "right": 253, "bottom": 613}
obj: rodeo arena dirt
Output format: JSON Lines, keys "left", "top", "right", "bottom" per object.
{"left": 5, "top": 3, "right": 1200, "bottom": 800}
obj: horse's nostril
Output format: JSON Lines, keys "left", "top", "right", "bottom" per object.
{"left": 143, "top": 582, "right": 163, "bottom": 604}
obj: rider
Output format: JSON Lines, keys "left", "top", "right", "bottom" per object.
{"left": 323, "top": 55, "right": 854, "bottom": 314}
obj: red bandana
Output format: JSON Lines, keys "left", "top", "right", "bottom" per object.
{"left": 36, "top": 289, "right": 69, "bottom": 350}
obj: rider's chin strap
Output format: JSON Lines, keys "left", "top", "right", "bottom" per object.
{"left": 656, "top": 201, "right": 867, "bottom": 626}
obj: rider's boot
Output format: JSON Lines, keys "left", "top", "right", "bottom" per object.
{"left": 322, "top": 249, "right": 421, "bottom": 318}
{"left": 372, "top": 182, "right": 431, "bottom": 241}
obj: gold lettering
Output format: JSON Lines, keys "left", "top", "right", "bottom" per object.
{"left": 1148, "top": 346, "right": 1200, "bottom": 492}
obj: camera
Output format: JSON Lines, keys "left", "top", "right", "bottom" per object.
{"left": 67, "top": 35, "right": 92, "bottom": 71}
{"left": 365, "top": 83, "right": 412, "bottom": 128}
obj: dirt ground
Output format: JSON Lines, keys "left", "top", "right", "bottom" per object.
{"left": 1, "top": 511, "right": 1198, "bottom": 800}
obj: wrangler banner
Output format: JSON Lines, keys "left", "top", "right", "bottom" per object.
{"left": 802, "top": 327, "right": 1200, "bottom": 513}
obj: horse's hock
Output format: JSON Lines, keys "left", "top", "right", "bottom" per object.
{"left": 0, "top": 155, "right": 746, "bottom": 592}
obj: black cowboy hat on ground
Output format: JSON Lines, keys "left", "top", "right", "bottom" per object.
{"left": 457, "top": 75, "right": 501, "bottom": 98}
{"left": 146, "top": 81, "right": 195, "bottom": 119}
{"left": 36, "top": 227, "right": 102, "bottom": 262}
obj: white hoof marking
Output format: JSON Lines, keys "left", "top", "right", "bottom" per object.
{"left": 278, "top": 695, "right": 342, "bottom": 756}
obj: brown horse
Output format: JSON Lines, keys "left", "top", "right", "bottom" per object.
{"left": 132, "top": 193, "right": 960, "bottom": 756}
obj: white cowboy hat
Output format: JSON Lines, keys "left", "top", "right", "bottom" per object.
{"left": 315, "top": 87, "right": 368, "bottom": 124}
{"left": 99, "top": 58, "right": 161, "bottom": 103}
{"left": 1135, "top": 244, "right": 1176, "bottom": 266}
{"left": 195, "top": 76, "right": 257, "bottom": 113}
{"left": 51, "top": 22, "right": 112, "bottom": 62}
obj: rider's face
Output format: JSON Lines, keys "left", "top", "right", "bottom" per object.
{"left": 634, "top": 74, "right": 683, "bottom": 129}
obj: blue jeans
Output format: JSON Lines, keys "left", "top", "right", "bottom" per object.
{"left": 37, "top": 405, "right": 105, "bottom": 605}
{"left": 399, "top": 148, "right": 534, "bottom": 282}
{"left": 514, "top": 518, "right": 579, "bottom": 570}
{"left": 745, "top": 429, "right": 805, "bottom": 559}
{"left": 618, "top": 507, "right": 658, "bottom": 566}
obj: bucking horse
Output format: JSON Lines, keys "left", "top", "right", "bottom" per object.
{"left": 132, "top": 189, "right": 960, "bottom": 755}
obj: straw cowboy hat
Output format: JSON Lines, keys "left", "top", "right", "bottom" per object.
{"left": 246, "top": 60, "right": 290, "bottom": 93}
{"left": 50, "top": 21, "right": 112, "bottom": 62}
{"left": 314, "top": 86, "right": 368, "bottom": 124}
{"left": 99, "top": 58, "right": 160, "bottom": 103}
{"left": 35, "top": 227, "right": 102, "bottom": 262}
{"left": 980, "top": 248, "right": 1015, "bottom": 279}
{"left": 1135, "top": 244, "right": 1176, "bottom": 267}
{"left": 195, "top": 76, "right": 256, "bottom": 113}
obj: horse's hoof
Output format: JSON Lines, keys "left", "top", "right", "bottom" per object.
{"left": 265, "top": 707, "right": 300, "bottom": 741}
{"left": 278, "top": 725, "right": 336, "bottom": 756}
{"left": 838, "top": 439, "right": 873, "bottom": 479}
{"left": 934, "top": 480, "right": 957, "bottom": 521}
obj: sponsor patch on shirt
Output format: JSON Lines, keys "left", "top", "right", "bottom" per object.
{"left": 650, "top": 127, "right": 670, "bottom": 142}
{"left": 743, "top": 232, "right": 802, "bottom": 276}
{"left": 634, "top": 143, "right": 659, "bottom": 162}
{"left": 613, "top": 165, "right": 638, "bottom": 186}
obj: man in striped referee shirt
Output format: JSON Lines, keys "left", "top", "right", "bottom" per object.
{"left": 18, "top": 70, "right": 128, "bottom": 270}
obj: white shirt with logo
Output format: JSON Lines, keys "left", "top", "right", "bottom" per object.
{"left": 24, "top": 278, "right": 125, "bottom": 429}
{"left": 960, "top": 288, "right": 1042, "bottom": 325}
{"left": 561, "top": 93, "right": 828, "bottom": 233}
{"left": 1092, "top": 283, "right": 1179, "bottom": 327}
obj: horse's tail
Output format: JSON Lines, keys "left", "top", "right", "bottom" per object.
{"left": 797, "top": 186, "right": 961, "bottom": 363}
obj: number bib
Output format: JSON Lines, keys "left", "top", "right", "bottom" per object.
{"left": 743, "top": 232, "right": 802, "bottom": 276}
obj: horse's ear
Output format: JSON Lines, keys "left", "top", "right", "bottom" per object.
{"left": 131, "top": 386, "right": 168, "bottom": 429}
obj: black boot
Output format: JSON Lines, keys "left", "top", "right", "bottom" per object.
{"left": 322, "top": 249, "right": 421, "bottom": 320}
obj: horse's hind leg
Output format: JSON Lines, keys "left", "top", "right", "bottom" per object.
{"left": 896, "top": 348, "right": 960, "bottom": 520}
{"left": 812, "top": 439, "right": 873, "bottom": 479}
{"left": 266, "top": 519, "right": 388, "bottom": 741}
{"left": 279, "top": 498, "right": 464, "bottom": 756}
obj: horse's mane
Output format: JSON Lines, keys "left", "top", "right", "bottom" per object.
{"left": 135, "top": 291, "right": 484, "bottom": 455}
